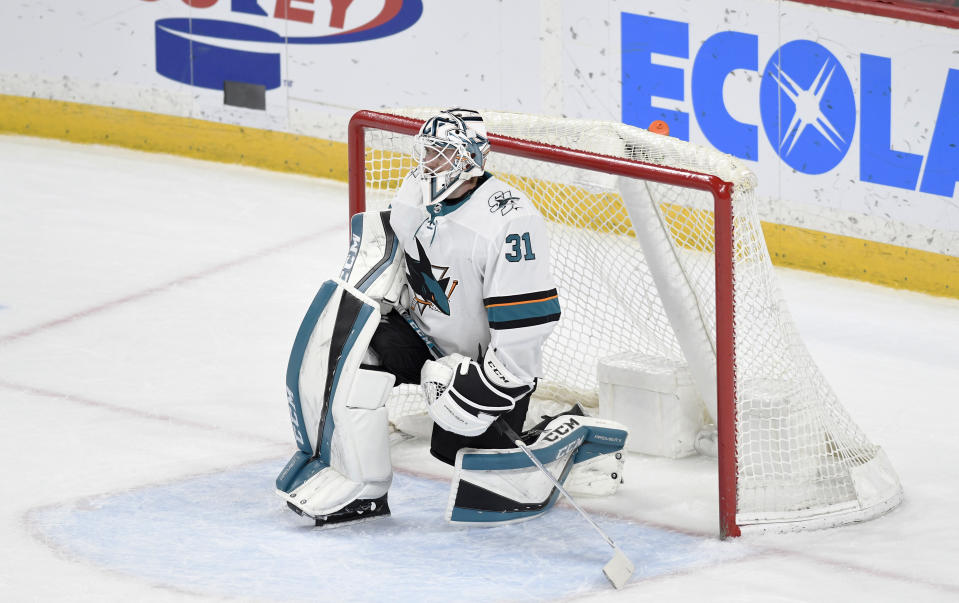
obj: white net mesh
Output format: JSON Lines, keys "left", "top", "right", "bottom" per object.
{"left": 359, "top": 109, "right": 902, "bottom": 532}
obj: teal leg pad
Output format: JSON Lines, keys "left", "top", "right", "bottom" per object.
{"left": 275, "top": 451, "right": 328, "bottom": 493}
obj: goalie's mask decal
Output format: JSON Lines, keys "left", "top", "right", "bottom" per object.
{"left": 411, "top": 108, "right": 490, "bottom": 206}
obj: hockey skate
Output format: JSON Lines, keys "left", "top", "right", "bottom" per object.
{"left": 287, "top": 493, "right": 391, "bottom": 528}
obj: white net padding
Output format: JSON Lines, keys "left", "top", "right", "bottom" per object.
{"left": 358, "top": 109, "right": 903, "bottom": 533}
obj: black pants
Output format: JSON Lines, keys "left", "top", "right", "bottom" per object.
{"left": 369, "top": 310, "right": 530, "bottom": 466}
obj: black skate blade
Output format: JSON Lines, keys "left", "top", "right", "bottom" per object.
{"left": 313, "top": 509, "right": 391, "bottom": 529}
{"left": 287, "top": 494, "right": 391, "bottom": 528}
{"left": 314, "top": 493, "right": 391, "bottom": 528}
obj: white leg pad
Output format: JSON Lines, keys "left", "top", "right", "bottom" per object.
{"left": 282, "top": 467, "right": 365, "bottom": 517}
{"left": 566, "top": 449, "right": 626, "bottom": 497}
{"left": 280, "top": 369, "right": 396, "bottom": 516}
{"left": 330, "top": 368, "right": 395, "bottom": 500}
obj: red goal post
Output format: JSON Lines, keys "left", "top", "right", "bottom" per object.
{"left": 347, "top": 109, "right": 742, "bottom": 537}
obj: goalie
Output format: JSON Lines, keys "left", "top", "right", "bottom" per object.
{"left": 274, "top": 108, "right": 628, "bottom": 527}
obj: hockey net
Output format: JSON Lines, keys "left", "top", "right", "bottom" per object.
{"left": 348, "top": 109, "right": 903, "bottom": 536}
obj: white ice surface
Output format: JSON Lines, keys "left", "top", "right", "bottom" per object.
{"left": 1, "top": 135, "right": 958, "bottom": 601}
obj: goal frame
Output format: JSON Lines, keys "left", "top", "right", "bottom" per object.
{"left": 347, "top": 109, "right": 742, "bottom": 538}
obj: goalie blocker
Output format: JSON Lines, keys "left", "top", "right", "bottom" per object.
{"left": 421, "top": 348, "right": 534, "bottom": 438}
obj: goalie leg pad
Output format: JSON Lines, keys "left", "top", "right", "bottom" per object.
{"left": 278, "top": 368, "right": 395, "bottom": 519}
{"left": 564, "top": 447, "right": 626, "bottom": 497}
{"left": 277, "top": 278, "right": 395, "bottom": 519}
{"left": 526, "top": 405, "right": 629, "bottom": 497}
{"left": 446, "top": 413, "right": 628, "bottom": 526}
{"left": 331, "top": 368, "right": 395, "bottom": 500}
{"left": 341, "top": 211, "right": 407, "bottom": 312}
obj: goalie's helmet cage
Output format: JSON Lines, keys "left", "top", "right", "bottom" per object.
{"left": 411, "top": 108, "right": 491, "bottom": 205}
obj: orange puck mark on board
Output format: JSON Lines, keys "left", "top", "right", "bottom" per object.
{"left": 648, "top": 120, "right": 670, "bottom": 136}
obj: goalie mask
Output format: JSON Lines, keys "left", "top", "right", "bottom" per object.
{"left": 411, "top": 108, "right": 490, "bottom": 206}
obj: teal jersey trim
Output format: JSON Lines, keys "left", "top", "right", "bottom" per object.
{"left": 486, "top": 296, "right": 561, "bottom": 326}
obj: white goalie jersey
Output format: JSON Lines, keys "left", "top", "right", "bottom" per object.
{"left": 389, "top": 172, "right": 561, "bottom": 384}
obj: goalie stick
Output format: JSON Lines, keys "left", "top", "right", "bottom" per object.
{"left": 493, "top": 419, "right": 634, "bottom": 590}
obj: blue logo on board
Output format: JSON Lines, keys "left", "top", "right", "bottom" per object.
{"left": 155, "top": 1, "right": 423, "bottom": 92}
{"left": 621, "top": 12, "right": 959, "bottom": 198}
{"left": 759, "top": 40, "right": 856, "bottom": 175}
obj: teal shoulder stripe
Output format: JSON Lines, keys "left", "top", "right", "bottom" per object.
{"left": 486, "top": 296, "right": 561, "bottom": 324}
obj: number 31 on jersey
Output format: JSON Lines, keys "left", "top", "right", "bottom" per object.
{"left": 505, "top": 232, "right": 536, "bottom": 262}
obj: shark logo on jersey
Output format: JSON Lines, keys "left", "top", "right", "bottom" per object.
{"left": 488, "top": 190, "right": 521, "bottom": 215}
{"left": 404, "top": 238, "right": 459, "bottom": 315}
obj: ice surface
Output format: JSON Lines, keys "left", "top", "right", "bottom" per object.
{"left": 2, "top": 135, "right": 958, "bottom": 601}
{"left": 30, "top": 462, "right": 751, "bottom": 601}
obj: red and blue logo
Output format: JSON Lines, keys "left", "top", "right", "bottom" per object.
{"left": 153, "top": 0, "right": 423, "bottom": 91}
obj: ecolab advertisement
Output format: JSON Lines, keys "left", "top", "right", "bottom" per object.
{"left": 620, "top": 14, "right": 956, "bottom": 198}
{"left": 562, "top": 0, "right": 957, "bottom": 255}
